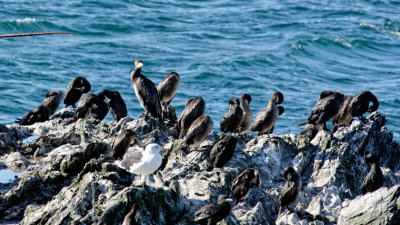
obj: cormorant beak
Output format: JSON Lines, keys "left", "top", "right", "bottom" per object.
{"left": 135, "top": 62, "right": 143, "bottom": 69}
{"left": 88, "top": 107, "right": 92, "bottom": 112}
{"left": 257, "top": 182, "right": 261, "bottom": 189}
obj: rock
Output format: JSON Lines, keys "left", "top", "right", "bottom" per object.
{"left": 338, "top": 185, "right": 400, "bottom": 225}
{"left": 0, "top": 109, "right": 399, "bottom": 225}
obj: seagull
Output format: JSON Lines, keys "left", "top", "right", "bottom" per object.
{"left": 116, "top": 143, "right": 163, "bottom": 186}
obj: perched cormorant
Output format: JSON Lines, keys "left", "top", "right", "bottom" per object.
{"left": 15, "top": 105, "right": 50, "bottom": 125}
{"left": 64, "top": 76, "right": 91, "bottom": 108}
{"left": 332, "top": 95, "right": 353, "bottom": 133}
{"left": 251, "top": 91, "right": 284, "bottom": 136}
{"left": 98, "top": 89, "right": 127, "bottom": 122}
{"left": 184, "top": 114, "right": 213, "bottom": 149}
{"left": 130, "top": 60, "right": 162, "bottom": 121}
{"left": 178, "top": 97, "right": 205, "bottom": 139}
{"left": 220, "top": 98, "right": 243, "bottom": 133}
{"left": 122, "top": 203, "right": 141, "bottom": 225}
{"left": 117, "top": 143, "right": 163, "bottom": 175}
{"left": 157, "top": 72, "right": 180, "bottom": 106}
{"left": 297, "top": 91, "right": 344, "bottom": 131}
{"left": 361, "top": 153, "right": 383, "bottom": 195}
{"left": 207, "top": 135, "right": 238, "bottom": 171}
{"left": 194, "top": 195, "right": 232, "bottom": 225}
{"left": 236, "top": 94, "right": 253, "bottom": 134}
{"left": 110, "top": 129, "right": 142, "bottom": 160}
{"left": 279, "top": 167, "right": 301, "bottom": 214}
{"left": 41, "top": 91, "right": 63, "bottom": 116}
{"left": 349, "top": 91, "right": 379, "bottom": 120}
{"left": 74, "top": 92, "right": 108, "bottom": 121}
{"left": 231, "top": 168, "right": 260, "bottom": 205}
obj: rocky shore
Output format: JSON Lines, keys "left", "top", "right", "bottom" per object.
{"left": 0, "top": 107, "right": 399, "bottom": 225}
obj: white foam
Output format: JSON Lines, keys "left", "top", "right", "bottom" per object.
{"left": 15, "top": 17, "right": 39, "bottom": 23}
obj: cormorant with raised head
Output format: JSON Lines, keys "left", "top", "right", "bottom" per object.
{"left": 236, "top": 93, "right": 253, "bottom": 134}
{"left": 64, "top": 76, "right": 91, "bottom": 108}
{"left": 178, "top": 97, "right": 205, "bottom": 139}
{"left": 130, "top": 60, "right": 163, "bottom": 124}
{"left": 361, "top": 153, "right": 383, "bottom": 195}
{"left": 98, "top": 89, "right": 127, "bottom": 122}
{"left": 251, "top": 91, "right": 284, "bottom": 136}
{"left": 220, "top": 97, "right": 243, "bottom": 133}
{"left": 157, "top": 72, "right": 180, "bottom": 106}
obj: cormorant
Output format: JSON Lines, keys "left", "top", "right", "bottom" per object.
{"left": 110, "top": 129, "right": 142, "bottom": 160}
{"left": 279, "top": 167, "right": 301, "bottom": 214}
{"left": 64, "top": 76, "right": 91, "bottom": 108}
{"left": 251, "top": 91, "right": 284, "bottom": 136}
{"left": 297, "top": 91, "right": 344, "bottom": 131}
{"left": 332, "top": 95, "right": 353, "bottom": 133}
{"left": 178, "top": 97, "right": 205, "bottom": 139}
{"left": 157, "top": 72, "right": 180, "bottom": 106}
{"left": 130, "top": 60, "right": 163, "bottom": 122}
{"left": 349, "top": 91, "right": 379, "bottom": 121}
{"left": 41, "top": 91, "right": 63, "bottom": 116}
{"left": 194, "top": 195, "right": 232, "bottom": 225}
{"left": 361, "top": 153, "right": 383, "bottom": 195}
{"left": 207, "top": 135, "right": 237, "bottom": 171}
{"left": 231, "top": 168, "right": 260, "bottom": 205}
{"left": 184, "top": 114, "right": 213, "bottom": 149}
{"left": 220, "top": 98, "right": 243, "bottom": 133}
{"left": 98, "top": 89, "right": 127, "bottom": 122}
{"left": 236, "top": 94, "right": 253, "bottom": 134}
{"left": 15, "top": 105, "right": 50, "bottom": 125}
{"left": 74, "top": 92, "right": 108, "bottom": 121}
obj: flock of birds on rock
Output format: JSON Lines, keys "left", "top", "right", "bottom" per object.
{"left": 14, "top": 60, "right": 384, "bottom": 225}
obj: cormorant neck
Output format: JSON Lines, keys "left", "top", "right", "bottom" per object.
{"left": 131, "top": 67, "right": 142, "bottom": 81}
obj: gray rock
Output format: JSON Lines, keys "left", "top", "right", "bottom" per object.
{"left": 0, "top": 109, "right": 399, "bottom": 225}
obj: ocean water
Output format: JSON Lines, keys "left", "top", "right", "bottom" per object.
{"left": 0, "top": 0, "right": 399, "bottom": 140}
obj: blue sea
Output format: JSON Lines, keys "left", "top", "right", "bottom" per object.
{"left": 0, "top": 0, "right": 399, "bottom": 140}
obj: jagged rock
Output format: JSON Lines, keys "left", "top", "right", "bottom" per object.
{"left": 0, "top": 109, "right": 399, "bottom": 225}
{"left": 338, "top": 185, "right": 400, "bottom": 225}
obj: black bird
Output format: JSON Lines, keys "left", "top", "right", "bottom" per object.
{"left": 194, "top": 195, "right": 232, "bottom": 225}
{"left": 98, "top": 89, "right": 127, "bottom": 122}
{"left": 110, "top": 129, "right": 142, "bottom": 160}
{"left": 15, "top": 105, "right": 50, "bottom": 125}
{"left": 178, "top": 97, "right": 205, "bottom": 139}
{"left": 184, "top": 114, "right": 213, "bottom": 149}
{"left": 231, "top": 168, "right": 260, "bottom": 205}
{"left": 157, "top": 72, "right": 180, "bottom": 106}
{"left": 349, "top": 91, "right": 379, "bottom": 121}
{"left": 279, "top": 167, "right": 301, "bottom": 214}
{"left": 251, "top": 91, "right": 284, "bottom": 136}
{"left": 122, "top": 203, "right": 141, "bottom": 225}
{"left": 220, "top": 98, "right": 243, "bottom": 133}
{"left": 361, "top": 153, "right": 383, "bottom": 195}
{"left": 41, "top": 91, "right": 63, "bottom": 116}
{"left": 207, "top": 135, "right": 237, "bottom": 171}
{"left": 74, "top": 92, "right": 108, "bottom": 121}
{"left": 298, "top": 91, "right": 344, "bottom": 131}
{"left": 130, "top": 60, "right": 163, "bottom": 122}
{"left": 236, "top": 94, "right": 253, "bottom": 134}
{"left": 64, "top": 76, "right": 91, "bottom": 108}
{"left": 332, "top": 95, "right": 353, "bottom": 133}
